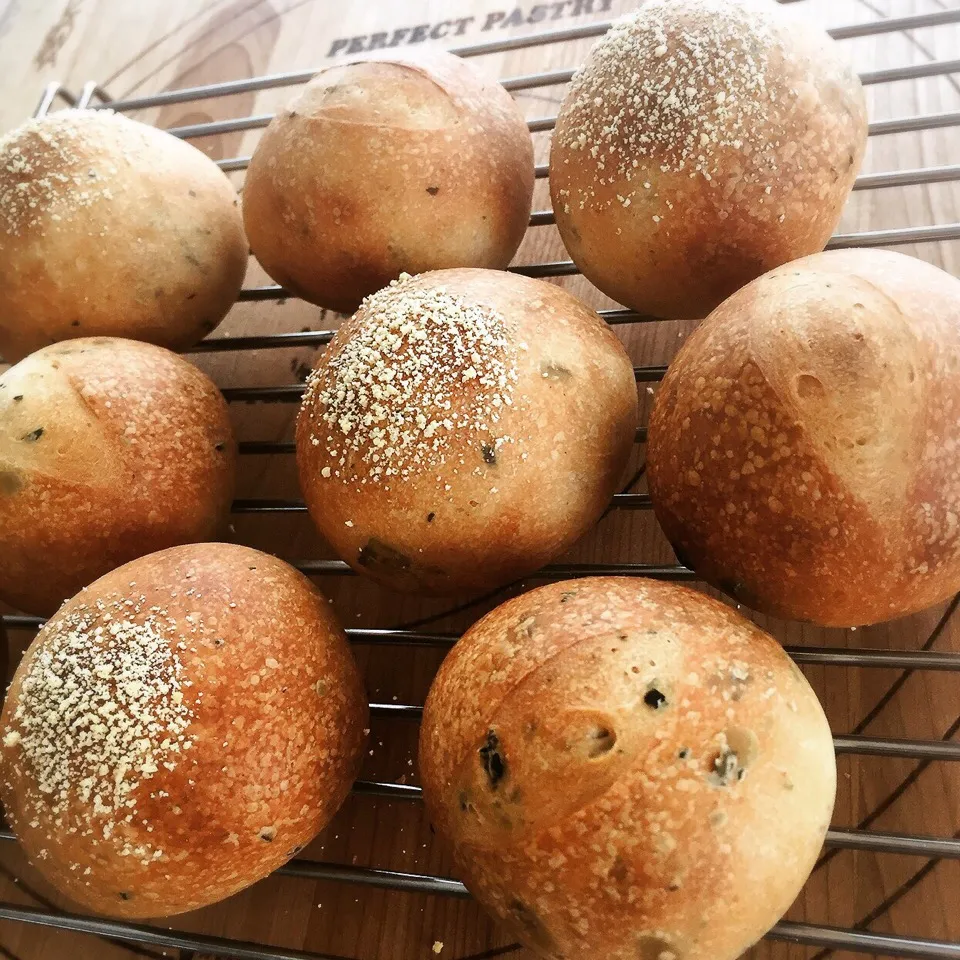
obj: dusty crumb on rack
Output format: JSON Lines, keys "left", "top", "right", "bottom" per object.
{"left": 432, "top": 941, "right": 444, "bottom": 954}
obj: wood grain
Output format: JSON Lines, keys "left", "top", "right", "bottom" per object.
{"left": 0, "top": 1, "right": 958, "bottom": 958}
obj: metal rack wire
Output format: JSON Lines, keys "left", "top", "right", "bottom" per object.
{"left": 2, "top": 4, "right": 960, "bottom": 959}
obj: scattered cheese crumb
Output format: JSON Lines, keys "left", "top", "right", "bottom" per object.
{"left": 0, "top": 110, "right": 151, "bottom": 235}
{"left": 2, "top": 602, "right": 194, "bottom": 853}
{"left": 556, "top": 0, "right": 779, "bottom": 201}
{"left": 302, "top": 274, "right": 519, "bottom": 485}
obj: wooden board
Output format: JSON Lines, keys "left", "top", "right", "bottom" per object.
{"left": 0, "top": 0, "right": 959, "bottom": 958}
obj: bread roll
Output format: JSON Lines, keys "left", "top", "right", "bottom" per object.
{"left": 0, "top": 110, "right": 247, "bottom": 361}
{"left": 420, "top": 577, "right": 835, "bottom": 960}
{"left": 0, "top": 338, "right": 235, "bottom": 616}
{"left": 295, "top": 269, "right": 637, "bottom": 593}
{"left": 648, "top": 249, "right": 960, "bottom": 626}
{"left": 0, "top": 542, "right": 368, "bottom": 918}
{"left": 243, "top": 51, "right": 534, "bottom": 314}
{"left": 0, "top": 617, "right": 8, "bottom": 691}
{"left": 550, "top": 0, "right": 867, "bottom": 320}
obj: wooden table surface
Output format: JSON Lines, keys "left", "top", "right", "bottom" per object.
{"left": 0, "top": 1, "right": 958, "bottom": 958}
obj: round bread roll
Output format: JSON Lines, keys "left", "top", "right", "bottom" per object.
{"left": 0, "top": 337, "right": 235, "bottom": 616}
{"left": 0, "top": 542, "right": 368, "bottom": 918}
{"left": 550, "top": 0, "right": 867, "bottom": 320}
{"left": 243, "top": 50, "right": 534, "bottom": 314}
{"left": 420, "top": 577, "right": 835, "bottom": 960}
{"left": 0, "top": 109, "right": 247, "bottom": 362}
{"left": 295, "top": 269, "right": 637, "bottom": 593}
{"left": 648, "top": 249, "right": 960, "bottom": 627}
{"left": 0, "top": 617, "right": 8, "bottom": 694}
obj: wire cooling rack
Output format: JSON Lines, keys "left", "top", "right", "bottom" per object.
{"left": 1, "top": 3, "right": 960, "bottom": 959}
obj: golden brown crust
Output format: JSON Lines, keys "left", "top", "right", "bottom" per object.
{"left": 0, "top": 110, "right": 247, "bottom": 361}
{"left": 648, "top": 248, "right": 960, "bottom": 626}
{"left": 420, "top": 577, "right": 835, "bottom": 960}
{"left": 0, "top": 338, "right": 236, "bottom": 615}
{"left": 0, "top": 618, "right": 7, "bottom": 694}
{"left": 295, "top": 269, "right": 638, "bottom": 594}
{"left": 0, "top": 542, "right": 368, "bottom": 918}
{"left": 550, "top": 0, "right": 867, "bottom": 319}
{"left": 243, "top": 50, "right": 534, "bottom": 313}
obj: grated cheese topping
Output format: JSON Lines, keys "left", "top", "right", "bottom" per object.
{"left": 4, "top": 597, "right": 194, "bottom": 841}
{"left": 301, "top": 273, "right": 518, "bottom": 483}
{"left": 0, "top": 109, "right": 130, "bottom": 236}
{"left": 556, "top": 0, "right": 780, "bottom": 208}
